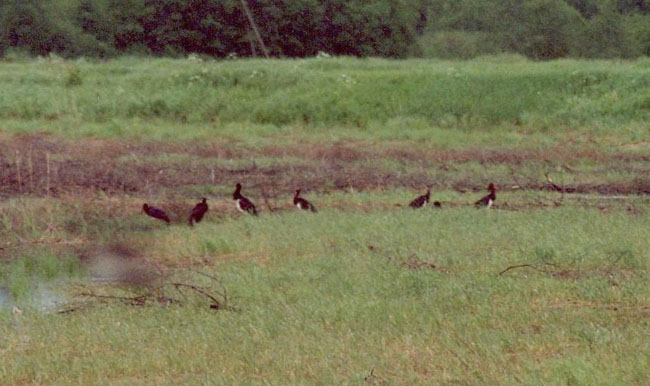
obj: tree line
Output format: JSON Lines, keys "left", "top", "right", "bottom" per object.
{"left": 1, "top": 0, "right": 649, "bottom": 60}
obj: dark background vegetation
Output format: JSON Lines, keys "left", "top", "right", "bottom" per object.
{"left": 0, "top": 0, "right": 649, "bottom": 59}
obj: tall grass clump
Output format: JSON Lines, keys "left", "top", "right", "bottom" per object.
{"left": 63, "top": 65, "right": 83, "bottom": 87}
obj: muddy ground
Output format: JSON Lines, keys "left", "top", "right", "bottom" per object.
{"left": 1, "top": 134, "right": 650, "bottom": 198}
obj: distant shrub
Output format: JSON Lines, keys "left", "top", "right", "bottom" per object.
{"left": 623, "top": 14, "right": 650, "bottom": 56}
{"left": 578, "top": 4, "right": 630, "bottom": 58}
{"left": 418, "top": 31, "right": 503, "bottom": 59}
{"left": 1, "top": 47, "right": 32, "bottom": 61}
{"left": 518, "top": 0, "right": 584, "bottom": 59}
{"left": 0, "top": 0, "right": 113, "bottom": 58}
{"left": 3, "top": 0, "right": 650, "bottom": 60}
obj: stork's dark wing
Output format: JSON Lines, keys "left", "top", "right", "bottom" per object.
{"left": 240, "top": 197, "right": 257, "bottom": 215}
{"left": 146, "top": 206, "right": 170, "bottom": 223}
{"left": 296, "top": 197, "right": 317, "bottom": 212}
{"left": 409, "top": 195, "right": 427, "bottom": 208}
{"left": 189, "top": 203, "right": 208, "bottom": 223}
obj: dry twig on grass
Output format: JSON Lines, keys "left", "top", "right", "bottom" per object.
{"left": 498, "top": 262, "right": 580, "bottom": 279}
{"left": 499, "top": 251, "right": 640, "bottom": 283}
{"left": 364, "top": 367, "right": 385, "bottom": 384}
{"left": 402, "top": 255, "right": 445, "bottom": 272}
{"left": 498, "top": 263, "right": 554, "bottom": 276}
{"left": 58, "top": 269, "right": 234, "bottom": 314}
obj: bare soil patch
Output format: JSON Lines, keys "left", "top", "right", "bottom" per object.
{"left": 2, "top": 134, "right": 648, "bottom": 198}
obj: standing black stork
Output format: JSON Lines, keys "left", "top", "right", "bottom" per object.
{"left": 142, "top": 203, "right": 170, "bottom": 225}
{"left": 233, "top": 183, "right": 257, "bottom": 215}
{"left": 409, "top": 188, "right": 430, "bottom": 209}
{"left": 188, "top": 197, "right": 208, "bottom": 226}
{"left": 294, "top": 189, "right": 317, "bottom": 212}
{"left": 475, "top": 183, "right": 496, "bottom": 208}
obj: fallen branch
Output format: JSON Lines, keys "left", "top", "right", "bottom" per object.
{"left": 403, "top": 255, "right": 437, "bottom": 270}
{"left": 498, "top": 262, "right": 579, "bottom": 280}
{"left": 364, "top": 367, "right": 385, "bottom": 384}
{"left": 60, "top": 269, "right": 234, "bottom": 313}
{"left": 189, "top": 269, "right": 229, "bottom": 300}
{"left": 171, "top": 282, "right": 222, "bottom": 309}
{"left": 79, "top": 291, "right": 179, "bottom": 306}
{"left": 498, "top": 263, "right": 552, "bottom": 276}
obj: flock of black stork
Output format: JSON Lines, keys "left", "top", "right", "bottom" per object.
{"left": 142, "top": 183, "right": 497, "bottom": 226}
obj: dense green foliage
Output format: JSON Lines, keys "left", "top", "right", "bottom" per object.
{"left": 1, "top": 0, "right": 649, "bottom": 59}
{"left": 424, "top": 0, "right": 650, "bottom": 59}
{"left": 0, "top": 0, "right": 420, "bottom": 58}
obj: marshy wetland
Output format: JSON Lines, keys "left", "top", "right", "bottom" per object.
{"left": 1, "top": 56, "right": 649, "bottom": 384}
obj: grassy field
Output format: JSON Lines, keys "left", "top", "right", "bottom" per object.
{"left": 1, "top": 56, "right": 649, "bottom": 384}
{"left": 0, "top": 55, "right": 649, "bottom": 145}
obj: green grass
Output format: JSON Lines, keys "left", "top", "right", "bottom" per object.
{"left": 1, "top": 206, "right": 648, "bottom": 384}
{"left": 0, "top": 55, "right": 649, "bottom": 146}
{"left": 1, "top": 56, "right": 649, "bottom": 384}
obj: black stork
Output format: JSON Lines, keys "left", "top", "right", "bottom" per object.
{"left": 409, "top": 188, "right": 431, "bottom": 209}
{"left": 189, "top": 197, "right": 208, "bottom": 226}
{"left": 233, "top": 183, "right": 257, "bottom": 215}
{"left": 142, "top": 203, "right": 170, "bottom": 225}
{"left": 294, "top": 189, "right": 317, "bottom": 212}
{"left": 475, "top": 183, "right": 496, "bottom": 208}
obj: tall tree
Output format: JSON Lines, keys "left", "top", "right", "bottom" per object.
{"left": 519, "top": 0, "right": 583, "bottom": 59}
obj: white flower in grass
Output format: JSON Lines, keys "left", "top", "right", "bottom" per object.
{"left": 340, "top": 74, "right": 356, "bottom": 85}
{"left": 187, "top": 53, "right": 202, "bottom": 62}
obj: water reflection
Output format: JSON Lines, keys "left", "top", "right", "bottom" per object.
{"left": 0, "top": 287, "right": 10, "bottom": 309}
{"left": 0, "top": 283, "right": 67, "bottom": 312}
{"left": 1, "top": 247, "right": 156, "bottom": 313}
